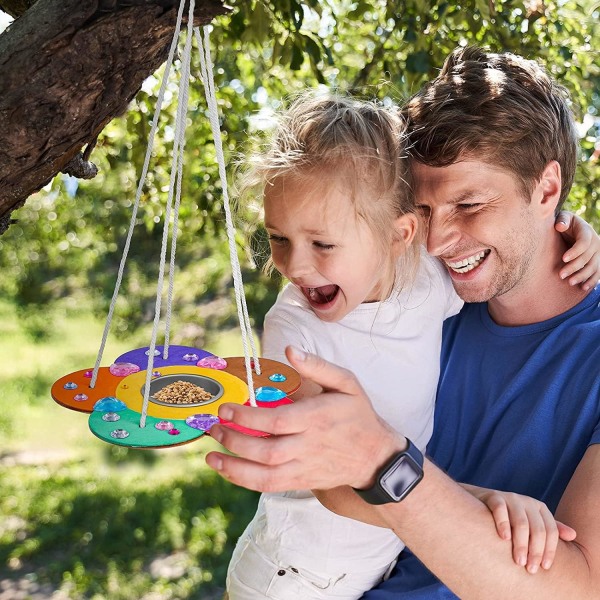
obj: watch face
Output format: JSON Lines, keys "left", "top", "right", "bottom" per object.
{"left": 380, "top": 454, "right": 423, "bottom": 501}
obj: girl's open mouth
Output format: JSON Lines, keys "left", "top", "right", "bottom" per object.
{"left": 302, "top": 284, "right": 339, "bottom": 306}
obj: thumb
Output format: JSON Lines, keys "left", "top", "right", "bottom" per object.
{"left": 554, "top": 209, "right": 572, "bottom": 232}
{"left": 285, "top": 346, "right": 365, "bottom": 398}
{"left": 556, "top": 520, "right": 577, "bottom": 541}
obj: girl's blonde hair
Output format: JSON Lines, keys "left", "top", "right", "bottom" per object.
{"left": 240, "top": 90, "right": 420, "bottom": 291}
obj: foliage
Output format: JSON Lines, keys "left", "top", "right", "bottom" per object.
{"left": 0, "top": 297, "right": 257, "bottom": 598}
{"left": 0, "top": 1, "right": 598, "bottom": 343}
{"left": 0, "top": 458, "right": 258, "bottom": 598}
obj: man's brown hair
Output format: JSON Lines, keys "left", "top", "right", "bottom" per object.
{"left": 402, "top": 46, "right": 578, "bottom": 211}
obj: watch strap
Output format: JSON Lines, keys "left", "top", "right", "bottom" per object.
{"left": 352, "top": 438, "right": 424, "bottom": 505}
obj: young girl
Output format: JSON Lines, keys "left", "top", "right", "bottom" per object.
{"left": 225, "top": 92, "right": 588, "bottom": 600}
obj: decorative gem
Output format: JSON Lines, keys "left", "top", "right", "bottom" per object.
{"left": 63, "top": 382, "right": 78, "bottom": 390}
{"left": 84, "top": 370, "right": 93, "bottom": 378}
{"left": 145, "top": 349, "right": 161, "bottom": 356}
{"left": 152, "top": 370, "right": 162, "bottom": 377}
{"left": 73, "top": 393, "right": 88, "bottom": 402}
{"left": 109, "top": 362, "right": 140, "bottom": 377}
{"left": 255, "top": 386, "right": 287, "bottom": 402}
{"left": 183, "top": 353, "right": 199, "bottom": 362}
{"left": 269, "top": 373, "right": 287, "bottom": 382}
{"left": 186, "top": 414, "right": 219, "bottom": 431}
{"left": 102, "top": 412, "right": 120, "bottom": 422}
{"left": 168, "top": 428, "right": 181, "bottom": 436}
{"left": 155, "top": 420, "right": 174, "bottom": 431}
{"left": 196, "top": 356, "right": 227, "bottom": 370}
{"left": 93, "top": 396, "right": 127, "bottom": 412}
{"left": 110, "top": 429, "right": 129, "bottom": 439}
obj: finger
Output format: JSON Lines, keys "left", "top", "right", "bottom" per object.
{"left": 524, "top": 509, "right": 548, "bottom": 574}
{"left": 217, "top": 399, "right": 314, "bottom": 436}
{"left": 562, "top": 234, "right": 592, "bottom": 264}
{"left": 554, "top": 210, "right": 572, "bottom": 232}
{"left": 566, "top": 260, "right": 599, "bottom": 288}
{"left": 210, "top": 422, "right": 293, "bottom": 465}
{"left": 487, "top": 495, "right": 511, "bottom": 540}
{"left": 556, "top": 521, "right": 577, "bottom": 542}
{"left": 285, "top": 346, "right": 366, "bottom": 398}
{"left": 508, "top": 504, "right": 530, "bottom": 568}
{"left": 560, "top": 250, "right": 593, "bottom": 280}
{"left": 205, "top": 451, "right": 300, "bottom": 493}
{"left": 539, "top": 509, "right": 560, "bottom": 571}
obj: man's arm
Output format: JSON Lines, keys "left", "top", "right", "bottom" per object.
{"left": 206, "top": 347, "right": 600, "bottom": 599}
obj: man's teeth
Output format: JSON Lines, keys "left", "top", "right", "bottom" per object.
{"left": 447, "top": 251, "right": 488, "bottom": 273}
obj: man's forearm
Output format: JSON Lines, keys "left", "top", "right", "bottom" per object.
{"left": 376, "top": 460, "right": 593, "bottom": 600}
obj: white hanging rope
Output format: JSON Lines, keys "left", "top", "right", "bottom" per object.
{"left": 139, "top": 0, "right": 195, "bottom": 428}
{"left": 90, "top": 0, "right": 187, "bottom": 389}
{"left": 91, "top": 0, "right": 263, "bottom": 415}
{"left": 195, "top": 26, "right": 260, "bottom": 406}
{"left": 162, "top": 10, "right": 194, "bottom": 360}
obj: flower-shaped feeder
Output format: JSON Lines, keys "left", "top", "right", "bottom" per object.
{"left": 51, "top": 345, "right": 300, "bottom": 449}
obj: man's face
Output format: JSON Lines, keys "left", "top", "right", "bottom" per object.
{"left": 413, "top": 160, "right": 541, "bottom": 303}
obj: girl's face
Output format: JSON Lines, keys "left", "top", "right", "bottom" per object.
{"left": 264, "top": 175, "right": 415, "bottom": 323}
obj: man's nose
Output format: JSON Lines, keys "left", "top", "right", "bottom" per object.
{"left": 425, "top": 213, "right": 461, "bottom": 257}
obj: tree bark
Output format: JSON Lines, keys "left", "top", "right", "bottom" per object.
{"left": 0, "top": 0, "right": 229, "bottom": 234}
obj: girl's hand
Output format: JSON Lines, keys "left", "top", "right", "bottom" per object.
{"left": 555, "top": 211, "right": 600, "bottom": 290}
{"left": 465, "top": 485, "right": 577, "bottom": 573}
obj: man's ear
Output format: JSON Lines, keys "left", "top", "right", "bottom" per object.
{"left": 392, "top": 212, "right": 419, "bottom": 257}
{"left": 533, "top": 160, "right": 562, "bottom": 218}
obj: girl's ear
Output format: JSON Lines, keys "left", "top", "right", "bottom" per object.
{"left": 392, "top": 213, "right": 419, "bottom": 257}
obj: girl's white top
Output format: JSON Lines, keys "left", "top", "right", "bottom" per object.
{"left": 253, "top": 250, "right": 462, "bottom": 575}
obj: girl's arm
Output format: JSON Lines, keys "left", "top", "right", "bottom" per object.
{"left": 461, "top": 483, "right": 576, "bottom": 573}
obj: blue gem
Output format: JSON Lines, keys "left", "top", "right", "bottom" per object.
{"left": 93, "top": 396, "right": 127, "bottom": 412}
{"left": 63, "top": 382, "right": 78, "bottom": 390}
{"left": 269, "top": 373, "right": 287, "bottom": 383}
{"left": 255, "top": 386, "right": 287, "bottom": 402}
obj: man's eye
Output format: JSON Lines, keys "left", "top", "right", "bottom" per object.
{"left": 314, "top": 241, "right": 335, "bottom": 250}
{"left": 459, "top": 203, "right": 481, "bottom": 210}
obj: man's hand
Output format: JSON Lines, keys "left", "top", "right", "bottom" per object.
{"left": 206, "top": 346, "right": 404, "bottom": 493}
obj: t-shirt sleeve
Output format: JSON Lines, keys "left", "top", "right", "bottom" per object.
{"left": 425, "top": 251, "right": 463, "bottom": 319}
{"left": 262, "top": 301, "right": 316, "bottom": 365}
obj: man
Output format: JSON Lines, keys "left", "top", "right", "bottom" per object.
{"left": 207, "top": 47, "right": 600, "bottom": 598}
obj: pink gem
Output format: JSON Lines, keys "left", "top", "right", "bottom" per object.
{"left": 196, "top": 356, "right": 227, "bottom": 370}
{"left": 84, "top": 370, "right": 93, "bottom": 378}
{"left": 168, "top": 428, "right": 181, "bottom": 436}
{"left": 109, "top": 362, "right": 141, "bottom": 377}
{"left": 155, "top": 421, "right": 173, "bottom": 431}
{"left": 74, "top": 394, "right": 88, "bottom": 402}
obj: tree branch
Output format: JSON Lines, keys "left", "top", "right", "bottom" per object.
{"left": 0, "top": 0, "right": 229, "bottom": 235}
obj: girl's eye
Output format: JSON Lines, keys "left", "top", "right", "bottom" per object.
{"left": 314, "top": 241, "right": 335, "bottom": 250}
{"left": 268, "top": 234, "right": 288, "bottom": 245}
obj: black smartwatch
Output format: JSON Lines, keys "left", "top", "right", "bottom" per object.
{"left": 353, "top": 438, "right": 424, "bottom": 505}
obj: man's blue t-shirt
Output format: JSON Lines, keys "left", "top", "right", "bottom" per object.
{"left": 364, "top": 285, "right": 600, "bottom": 599}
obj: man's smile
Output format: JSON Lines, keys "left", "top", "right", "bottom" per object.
{"left": 445, "top": 250, "right": 491, "bottom": 274}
